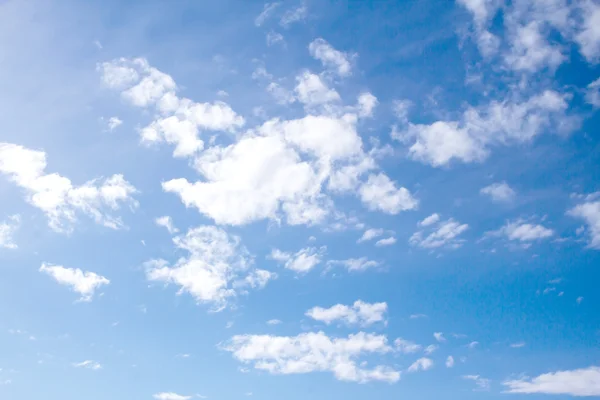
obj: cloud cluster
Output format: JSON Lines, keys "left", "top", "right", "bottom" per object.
{"left": 503, "top": 366, "right": 600, "bottom": 396}
{"left": 306, "top": 300, "right": 388, "bottom": 326}
{"left": 40, "top": 263, "right": 109, "bottom": 302}
{"left": 410, "top": 216, "right": 469, "bottom": 249}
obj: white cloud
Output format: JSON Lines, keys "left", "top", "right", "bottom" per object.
{"left": 446, "top": 356, "right": 455, "bottom": 368}
{"left": 357, "top": 93, "right": 378, "bottom": 118}
{"left": 73, "top": 360, "right": 102, "bottom": 370}
{"left": 568, "top": 198, "right": 600, "bottom": 249}
{"left": 280, "top": 4, "right": 307, "bottom": 27}
{"left": 375, "top": 237, "right": 396, "bottom": 247}
{"left": 418, "top": 213, "right": 440, "bottom": 227}
{"left": 153, "top": 393, "right": 192, "bottom": 400}
{"left": 491, "top": 220, "right": 554, "bottom": 242}
{"left": 410, "top": 218, "right": 469, "bottom": 249}
{"left": 270, "top": 246, "right": 325, "bottom": 273}
{"left": 40, "top": 263, "right": 109, "bottom": 302}
{"left": 359, "top": 173, "right": 418, "bottom": 214}
{"left": 577, "top": 296, "right": 584, "bottom": 304}
{"left": 327, "top": 258, "right": 380, "bottom": 272}
{"left": 145, "top": 226, "right": 270, "bottom": 311}
{"left": 266, "top": 31, "right": 284, "bottom": 46}
{"left": 464, "top": 374, "right": 491, "bottom": 391}
{"left": 107, "top": 116, "right": 122, "bottom": 131}
{"left": 255, "top": 2, "right": 280, "bottom": 27}
{"left": 510, "top": 342, "right": 526, "bottom": 348}
{"left": 575, "top": 1, "right": 600, "bottom": 63}
{"left": 99, "top": 58, "right": 244, "bottom": 158}
{"left": 409, "top": 314, "right": 428, "bottom": 319}
{"left": 223, "top": 331, "right": 400, "bottom": 383}
{"left": 586, "top": 78, "right": 600, "bottom": 108}
{"left": 0, "top": 143, "right": 137, "bottom": 233}
{"left": 504, "top": 21, "right": 565, "bottom": 72}
{"left": 308, "top": 38, "right": 353, "bottom": 77}
{"left": 0, "top": 214, "right": 19, "bottom": 249}
{"left": 481, "top": 182, "right": 516, "bottom": 203}
{"left": 306, "top": 300, "right": 387, "bottom": 326}
{"left": 503, "top": 366, "right": 600, "bottom": 396}
{"left": 394, "top": 338, "right": 422, "bottom": 354}
{"left": 294, "top": 72, "right": 341, "bottom": 107}
{"left": 357, "top": 228, "right": 383, "bottom": 243}
{"left": 407, "top": 358, "right": 433, "bottom": 373}
{"left": 433, "top": 332, "right": 446, "bottom": 343}
{"left": 424, "top": 345, "right": 439, "bottom": 355}
{"left": 467, "top": 341, "right": 479, "bottom": 349}
{"left": 267, "top": 319, "right": 282, "bottom": 325}
{"left": 397, "top": 91, "right": 573, "bottom": 167}
{"left": 155, "top": 216, "right": 179, "bottom": 234}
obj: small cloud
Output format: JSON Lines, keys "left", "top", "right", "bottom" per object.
{"left": 434, "top": 332, "right": 446, "bottom": 343}
{"left": 72, "top": 360, "right": 102, "bottom": 370}
{"left": 407, "top": 357, "right": 434, "bottom": 372}
{"left": 463, "top": 375, "right": 491, "bottom": 391}
{"left": 446, "top": 356, "right": 455, "bottom": 368}
{"left": 106, "top": 116, "right": 123, "bottom": 131}
{"left": 375, "top": 237, "right": 396, "bottom": 247}
{"left": 510, "top": 342, "right": 526, "bottom": 348}
{"left": 576, "top": 296, "right": 584, "bottom": 304}
{"left": 267, "top": 319, "right": 282, "bottom": 325}
{"left": 467, "top": 341, "right": 479, "bottom": 349}
{"left": 410, "top": 314, "right": 428, "bottom": 319}
{"left": 480, "top": 182, "right": 516, "bottom": 203}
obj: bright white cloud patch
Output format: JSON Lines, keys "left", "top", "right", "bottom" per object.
{"left": 327, "top": 257, "right": 380, "bottom": 272}
{"left": 39, "top": 263, "right": 109, "bottom": 302}
{"left": 145, "top": 226, "right": 271, "bottom": 311}
{"left": 446, "top": 356, "right": 455, "bottom": 368}
{"left": 0, "top": 143, "right": 137, "bottom": 233}
{"left": 357, "top": 92, "right": 378, "bottom": 117}
{"left": 568, "top": 196, "right": 600, "bottom": 249}
{"left": 410, "top": 218, "right": 469, "bottom": 249}
{"left": 107, "top": 116, "right": 123, "bottom": 131}
{"left": 586, "top": 78, "right": 600, "bottom": 108}
{"left": 308, "top": 38, "right": 353, "bottom": 77}
{"left": 306, "top": 301, "right": 387, "bottom": 326}
{"left": 433, "top": 332, "right": 446, "bottom": 343}
{"left": 491, "top": 220, "right": 554, "bottom": 242}
{"left": 72, "top": 360, "right": 102, "bottom": 370}
{"left": 418, "top": 213, "right": 440, "bottom": 227}
{"left": 504, "top": 366, "right": 600, "bottom": 396}
{"left": 357, "top": 228, "right": 383, "bottom": 243}
{"left": 407, "top": 358, "right": 433, "bottom": 373}
{"left": 481, "top": 182, "right": 516, "bottom": 203}
{"left": 270, "top": 246, "right": 325, "bottom": 273}
{"left": 155, "top": 216, "right": 179, "bottom": 234}
{"left": 394, "top": 338, "right": 422, "bottom": 354}
{"left": 0, "top": 215, "right": 19, "bottom": 249}
{"left": 294, "top": 72, "right": 340, "bottom": 106}
{"left": 375, "top": 237, "right": 396, "bottom": 247}
{"left": 359, "top": 173, "right": 418, "bottom": 214}
{"left": 153, "top": 393, "right": 192, "bottom": 400}
{"left": 223, "top": 331, "right": 400, "bottom": 383}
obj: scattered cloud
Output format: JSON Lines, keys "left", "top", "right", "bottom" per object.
{"left": 0, "top": 143, "right": 137, "bottom": 232}
{"left": 503, "top": 366, "right": 600, "bottom": 396}
{"left": 433, "top": 332, "right": 446, "bottom": 343}
{"left": 40, "top": 263, "right": 109, "bottom": 302}
{"left": 375, "top": 237, "right": 396, "bottom": 247}
{"left": 155, "top": 216, "right": 179, "bottom": 234}
{"left": 490, "top": 220, "right": 554, "bottom": 242}
{"left": 266, "top": 31, "right": 284, "bottom": 46}
{"left": 568, "top": 197, "right": 600, "bottom": 249}
{"left": 255, "top": 2, "right": 281, "bottom": 27}
{"left": 418, "top": 213, "right": 440, "bottom": 227}
{"left": 357, "top": 228, "right": 384, "bottom": 243}
{"left": 0, "top": 214, "right": 20, "bottom": 249}
{"left": 464, "top": 374, "right": 491, "bottom": 391}
{"left": 407, "top": 358, "right": 433, "bottom": 373}
{"left": 327, "top": 258, "right": 380, "bottom": 272}
{"left": 280, "top": 4, "right": 308, "bottom": 27}
{"left": 267, "top": 319, "right": 282, "bottom": 325}
{"left": 481, "top": 182, "right": 516, "bottom": 203}
{"left": 223, "top": 331, "right": 400, "bottom": 383}
{"left": 306, "top": 301, "right": 387, "bottom": 326}
{"left": 446, "top": 356, "right": 455, "bottom": 368}
{"left": 424, "top": 345, "right": 439, "bottom": 355}
{"left": 410, "top": 218, "right": 468, "bottom": 249}
{"left": 510, "top": 342, "right": 526, "bottom": 348}
{"left": 308, "top": 38, "right": 353, "bottom": 77}
{"left": 359, "top": 173, "right": 418, "bottom": 214}
{"left": 153, "top": 393, "right": 192, "bottom": 400}
{"left": 73, "top": 360, "right": 102, "bottom": 370}
{"left": 270, "top": 246, "right": 325, "bottom": 273}
{"left": 106, "top": 116, "right": 123, "bottom": 131}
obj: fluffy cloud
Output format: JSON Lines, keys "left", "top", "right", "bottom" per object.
{"left": 394, "top": 338, "right": 422, "bottom": 354}
{"left": 491, "top": 220, "right": 554, "bottom": 242}
{"left": 72, "top": 360, "right": 102, "bottom": 370}
{"left": 306, "top": 301, "right": 387, "bottom": 326}
{"left": 410, "top": 218, "right": 469, "bottom": 249}
{"left": 586, "top": 78, "right": 600, "bottom": 108}
{"left": 375, "top": 237, "right": 396, "bottom": 247}
{"left": 99, "top": 58, "right": 244, "bottom": 158}
{"left": 503, "top": 366, "right": 600, "bottom": 396}
{"left": 270, "top": 246, "right": 325, "bottom": 273}
{"left": 357, "top": 228, "right": 384, "bottom": 243}
{"left": 464, "top": 374, "right": 491, "bottom": 391}
{"left": 280, "top": 4, "right": 307, "bottom": 27}
{"left": 327, "top": 258, "right": 380, "bottom": 272}
{"left": 357, "top": 92, "right": 378, "bottom": 118}
{"left": 359, "top": 173, "right": 418, "bottom": 214}
{"left": 255, "top": 2, "right": 280, "bottom": 27}
{"left": 106, "top": 116, "right": 122, "bottom": 131}
{"left": 574, "top": 1, "right": 600, "bottom": 63}
{"left": 481, "top": 182, "right": 516, "bottom": 203}
{"left": 568, "top": 196, "right": 600, "bottom": 249}
{"left": 446, "top": 356, "right": 455, "bottom": 368}
{"left": 0, "top": 143, "right": 137, "bottom": 233}
{"left": 145, "top": 226, "right": 272, "bottom": 311}
{"left": 153, "top": 393, "right": 191, "bottom": 400}
{"left": 39, "top": 263, "right": 109, "bottom": 302}
{"left": 294, "top": 72, "right": 340, "bottom": 107}
{"left": 407, "top": 358, "right": 433, "bottom": 373}
{"left": 395, "top": 91, "right": 573, "bottom": 167}
{"left": 433, "top": 332, "right": 446, "bottom": 343}
{"left": 223, "top": 331, "right": 400, "bottom": 383}
{"left": 0, "top": 215, "right": 20, "bottom": 249}
{"left": 308, "top": 38, "right": 353, "bottom": 77}
{"left": 418, "top": 213, "right": 440, "bottom": 227}
{"left": 155, "top": 216, "right": 179, "bottom": 234}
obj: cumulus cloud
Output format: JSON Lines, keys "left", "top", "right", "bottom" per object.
{"left": 503, "top": 366, "right": 600, "bottom": 396}
{"left": 223, "top": 331, "right": 400, "bottom": 383}
{"left": 433, "top": 332, "right": 446, "bottom": 343}
{"left": 359, "top": 173, "right": 418, "bottom": 214}
{"left": 490, "top": 220, "right": 554, "bottom": 242}
{"left": 481, "top": 182, "right": 516, "bottom": 203}
{"left": 327, "top": 257, "right": 380, "bottom": 272}
{"left": 568, "top": 196, "right": 600, "bottom": 249}
{"left": 145, "top": 226, "right": 272, "bottom": 311}
{"left": 418, "top": 213, "right": 440, "bottom": 227}
{"left": 357, "top": 228, "right": 384, "bottom": 243}
{"left": 106, "top": 116, "right": 122, "bottom": 131}
{"left": 375, "top": 237, "right": 396, "bottom": 247}
{"left": 446, "top": 356, "right": 455, "bottom": 368}
{"left": 410, "top": 218, "right": 469, "bottom": 249}
{"left": 294, "top": 72, "right": 340, "bottom": 107}
{"left": 155, "top": 216, "right": 179, "bottom": 234}
{"left": 308, "top": 38, "right": 353, "bottom": 77}
{"left": 0, "top": 214, "right": 20, "bottom": 249}
{"left": 72, "top": 360, "right": 102, "bottom": 370}
{"left": 407, "top": 358, "right": 433, "bottom": 373}
{"left": 153, "top": 393, "right": 192, "bottom": 400}
{"left": 270, "top": 246, "right": 325, "bottom": 273}
{"left": 394, "top": 338, "right": 422, "bottom": 354}
{"left": 40, "top": 263, "right": 109, "bottom": 302}
{"left": 0, "top": 143, "right": 137, "bottom": 233}
{"left": 306, "top": 301, "right": 387, "bottom": 326}
{"left": 586, "top": 78, "right": 600, "bottom": 108}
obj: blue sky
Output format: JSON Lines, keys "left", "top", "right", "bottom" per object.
{"left": 1, "top": 0, "right": 600, "bottom": 399}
